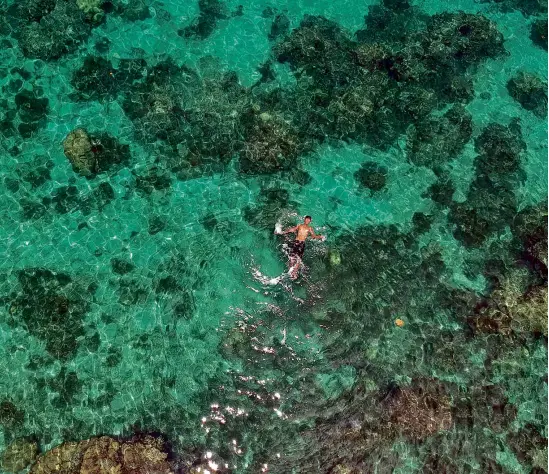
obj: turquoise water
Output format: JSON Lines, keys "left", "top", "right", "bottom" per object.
{"left": 0, "top": 0, "right": 547, "bottom": 472}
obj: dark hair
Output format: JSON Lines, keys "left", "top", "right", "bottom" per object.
{"left": 305, "top": 215, "right": 312, "bottom": 220}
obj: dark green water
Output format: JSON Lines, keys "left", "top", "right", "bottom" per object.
{"left": 0, "top": 0, "right": 547, "bottom": 472}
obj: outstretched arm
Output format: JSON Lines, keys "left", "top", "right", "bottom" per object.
{"left": 309, "top": 227, "right": 324, "bottom": 240}
{"left": 280, "top": 225, "right": 298, "bottom": 235}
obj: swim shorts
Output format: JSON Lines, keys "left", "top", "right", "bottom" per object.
{"left": 290, "top": 240, "right": 305, "bottom": 259}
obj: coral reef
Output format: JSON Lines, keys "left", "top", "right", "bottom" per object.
{"left": 272, "top": 11, "right": 504, "bottom": 153}
{"left": 239, "top": 109, "right": 307, "bottom": 174}
{"left": 30, "top": 435, "right": 173, "bottom": 474}
{"left": 181, "top": 0, "right": 229, "bottom": 39}
{"left": 71, "top": 56, "right": 147, "bottom": 101}
{"left": 15, "top": 155, "right": 54, "bottom": 188}
{"left": 449, "top": 121, "right": 526, "bottom": 247}
{"left": 354, "top": 161, "right": 388, "bottom": 192}
{"left": 406, "top": 105, "right": 472, "bottom": 168}
{"left": 423, "top": 174, "right": 456, "bottom": 208}
{"left": 385, "top": 379, "right": 453, "bottom": 440}
{"left": 270, "top": 377, "right": 454, "bottom": 473}
{"left": 356, "top": 0, "right": 427, "bottom": 46}
{"left": 123, "top": 60, "right": 247, "bottom": 177}
{"left": 37, "top": 367, "right": 83, "bottom": 409}
{"left": 1, "top": 439, "right": 38, "bottom": 473}
{"left": 8, "top": 268, "right": 91, "bottom": 360}
{"left": 76, "top": 0, "right": 104, "bottom": 23}
{"left": 269, "top": 12, "right": 290, "bottom": 40}
{"left": 469, "top": 269, "right": 548, "bottom": 336}
{"left": 0, "top": 400, "right": 25, "bottom": 429}
{"left": 511, "top": 201, "right": 548, "bottom": 281}
{"left": 530, "top": 19, "right": 548, "bottom": 50}
{"left": 507, "top": 71, "right": 548, "bottom": 118}
{"left": 243, "top": 187, "right": 297, "bottom": 230}
{"left": 111, "top": 258, "right": 135, "bottom": 275}
{"left": 37, "top": 181, "right": 116, "bottom": 217}
{"left": 133, "top": 167, "right": 173, "bottom": 195}
{"left": 9, "top": 0, "right": 91, "bottom": 60}
{"left": 449, "top": 174, "right": 518, "bottom": 247}
{"left": 114, "top": 0, "right": 151, "bottom": 22}
{"left": 508, "top": 424, "right": 548, "bottom": 472}
{"left": 14, "top": 89, "right": 49, "bottom": 138}
{"left": 3, "top": 0, "right": 119, "bottom": 58}
{"left": 273, "top": 16, "right": 356, "bottom": 88}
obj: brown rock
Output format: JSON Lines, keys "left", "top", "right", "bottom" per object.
{"left": 30, "top": 435, "right": 173, "bottom": 474}
{"left": 30, "top": 440, "right": 87, "bottom": 474}
{"left": 62, "top": 129, "right": 97, "bottom": 176}
{"left": 80, "top": 437, "right": 121, "bottom": 474}
{"left": 121, "top": 435, "right": 172, "bottom": 474}
{"left": 1, "top": 439, "right": 38, "bottom": 473}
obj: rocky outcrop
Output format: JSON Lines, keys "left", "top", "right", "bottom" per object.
{"left": 30, "top": 435, "right": 173, "bottom": 474}
{"left": 63, "top": 129, "right": 96, "bottom": 176}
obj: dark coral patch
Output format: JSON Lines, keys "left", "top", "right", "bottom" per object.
{"left": 354, "top": 162, "right": 388, "bottom": 192}
{"left": 406, "top": 105, "right": 472, "bottom": 168}
{"left": 0, "top": 400, "right": 25, "bottom": 429}
{"left": 530, "top": 19, "right": 548, "bottom": 50}
{"left": 12, "top": 1, "right": 91, "bottom": 60}
{"left": 181, "top": 0, "right": 229, "bottom": 39}
{"left": 111, "top": 258, "right": 135, "bottom": 275}
{"left": 507, "top": 72, "right": 548, "bottom": 118}
{"left": 71, "top": 56, "right": 147, "bottom": 101}
{"left": 9, "top": 268, "right": 90, "bottom": 360}
{"left": 474, "top": 121, "right": 526, "bottom": 175}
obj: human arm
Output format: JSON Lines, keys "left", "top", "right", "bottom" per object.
{"left": 309, "top": 227, "right": 325, "bottom": 240}
{"left": 276, "top": 225, "right": 298, "bottom": 235}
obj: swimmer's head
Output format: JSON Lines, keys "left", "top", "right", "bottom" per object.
{"left": 304, "top": 215, "right": 312, "bottom": 224}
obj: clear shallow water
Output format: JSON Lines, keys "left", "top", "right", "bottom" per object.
{"left": 0, "top": 0, "right": 547, "bottom": 472}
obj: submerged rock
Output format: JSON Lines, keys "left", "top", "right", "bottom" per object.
{"left": 1, "top": 439, "right": 38, "bottom": 473}
{"left": 63, "top": 129, "right": 96, "bottom": 176}
{"left": 30, "top": 435, "right": 173, "bottom": 474}
{"left": 63, "top": 128, "right": 131, "bottom": 177}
